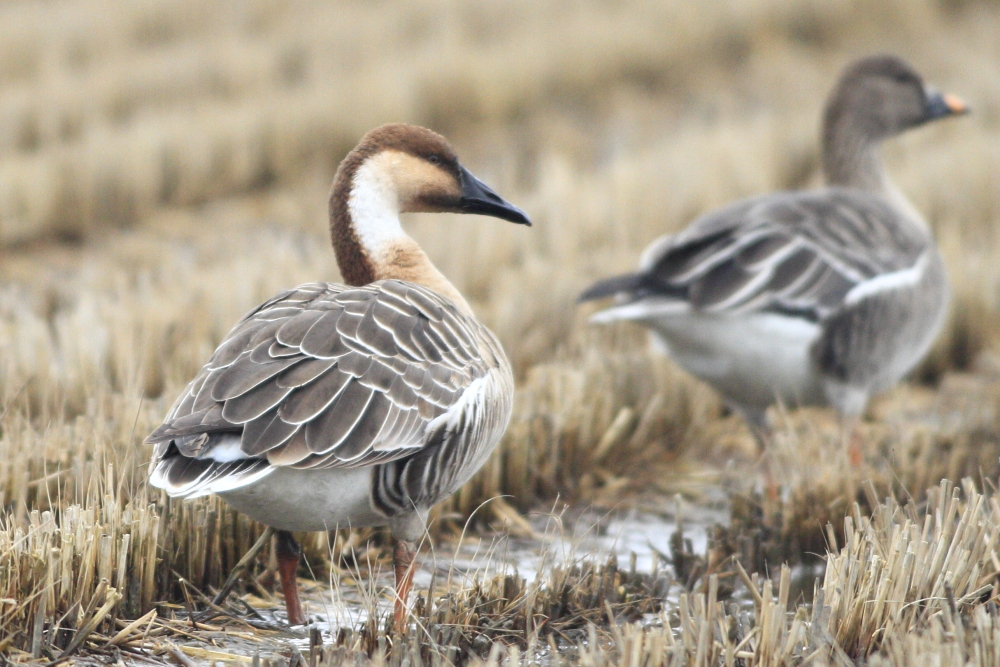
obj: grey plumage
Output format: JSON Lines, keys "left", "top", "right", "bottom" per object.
{"left": 148, "top": 279, "right": 513, "bottom": 515}
{"left": 581, "top": 55, "right": 965, "bottom": 437}
{"left": 601, "top": 190, "right": 929, "bottom": 321}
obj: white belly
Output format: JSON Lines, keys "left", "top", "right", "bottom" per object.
{"left": 218, "top": 466, "right": 387, "bottom": 532}
{"left": 647, "top": 311, "right": 826, "bottom": 411}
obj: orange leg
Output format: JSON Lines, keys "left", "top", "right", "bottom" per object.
{"left": 740, "top": 406, "right": 777, "bottom": 500}
{"left": 847, "top": 433, "right": 864, "bottom": 468}
{"left": 275, "top": 530, "right": 306, "bottom": 626}
{"left": 842, "top": 415, "right": 863, "bottom": 468}
{"left": 761, "top": 452, "right": 780, "bottom": 502}
{"left": 392, "top": 540, "right": 417, "bottom": 634}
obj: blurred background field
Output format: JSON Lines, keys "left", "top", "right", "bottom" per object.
{"left": 2, "top": 0, "right": 1000, "bottom": 661}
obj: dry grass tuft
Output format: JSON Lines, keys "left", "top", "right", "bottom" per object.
{"left": 0, "top": 474, "right": 278, "bottom": 655}
{"left": 39, "top": 478, "right": 988, "bottom": 667}
{"left": 330, "top": 554, "right": 668, "bottom": 660}
{"left": 318, "top": 479, "right": 1000, "bottom": 666}
{"left": 5, "top": 474, "right": 1000, "bottom": 663}
{"left": 451, "top": 332, "right": 719, "bottom": 516}
{"left": 704, "top": 364, "right": 1000, "bottom": 573}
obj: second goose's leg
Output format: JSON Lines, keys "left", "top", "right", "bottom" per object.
{"left": 275, "top": 530, "right": 307, "bottom": 626}
{"left": 736, "top": 405, "right": 778, "bottom": 499}
{"left": 842, "top": 414, "right": 864, "bottom": 467}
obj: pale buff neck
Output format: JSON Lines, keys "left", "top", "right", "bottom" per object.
{"left": 333, "top": 156, "right": 472, "bottom": 314}
{"left": 377, "top": 237, "right": 472, "bottom": 313}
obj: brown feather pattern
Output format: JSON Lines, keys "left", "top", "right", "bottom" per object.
{"left": 624, "top": 188, "right": 931, "bottom": 321}
{"left": 147, "top": 279, "right": 509, "bottom": 475}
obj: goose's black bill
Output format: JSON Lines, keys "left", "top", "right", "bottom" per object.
{"left": 924, "top": 89, "right": 969, "bottom": 121}
{"left": 458, "top": 165, "right": 531, "bottom": 226}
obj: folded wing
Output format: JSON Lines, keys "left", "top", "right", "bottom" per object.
{"left": 148, "top": 279, "right": 506, "bottom": 497}
{"left": 584, "top": 189, "right": 930, "bottom": 323}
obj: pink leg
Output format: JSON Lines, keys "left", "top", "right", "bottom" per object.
{"left": 275, "top": 530, "right": 306, "bottom": 626}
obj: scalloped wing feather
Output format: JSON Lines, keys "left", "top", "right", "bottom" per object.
{"left": 147, "top": 280, "right": 506, "bottom": 482}
{"left": 633, "top": 189, "right": 930, "bottom": 321}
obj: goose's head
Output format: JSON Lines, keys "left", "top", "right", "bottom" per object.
{"left": 334, "top": 123, "right": 530, "bottom": 227}
{"left": 821, "top": 55, "right": 968, "bottom": 192}
{"left": 329, "top": 124, "right": 530, "bottom": 295}
{"left": 824, "top": 55, "right": 968, "bottom": 143}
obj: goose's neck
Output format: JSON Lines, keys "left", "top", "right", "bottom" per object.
{"left": 821, "top": 126, "right": 890, "bottom": 193}
{"left": 329, "top": 157, "right": 471, "bottom": 312}
{"left": 822, "top": 124, "right": 925, "bottom": 226}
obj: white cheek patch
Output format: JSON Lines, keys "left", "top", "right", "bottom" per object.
{"left": 348, "top": 156, "right": 407, "bottom": 257}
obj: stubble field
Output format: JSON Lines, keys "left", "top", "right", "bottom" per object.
{"left": 2, "top": 1, "right": 1000, "bottom": 664}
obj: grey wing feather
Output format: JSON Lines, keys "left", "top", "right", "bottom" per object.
{"left": 147, "top": 279, "right": 509, "bottom": 492}
{"left": 595, "top": 188, "right": 930, "bottom": 322}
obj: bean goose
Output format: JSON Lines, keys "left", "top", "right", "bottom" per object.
{"left": 147, "top": 124, "right": 530, "bottom": 629}
{"left": 580, "top": 55, "right": 967, "bottom": 463}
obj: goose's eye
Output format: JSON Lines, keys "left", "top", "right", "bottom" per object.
{"left": 428, "top": 155, "right": 440, "bottom": 165}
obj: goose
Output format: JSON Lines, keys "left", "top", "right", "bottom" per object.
{"left": 146, "top": 123, "right": 530, "bottom": 629}
{"left": 580, "top": 55, "right": 967, "bottom": 463}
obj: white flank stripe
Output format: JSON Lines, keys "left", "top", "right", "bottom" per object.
{"left": 844, "top": 252, "right": 928, "bottom": 306}
{"left": 427, "top": 375, "right": 490, "bottom": 433}
{"left": 590, "top": 298, "right": 690, "bottom": 324}
{"left": 199, "top": 465, "right": 274, "bottom": 497}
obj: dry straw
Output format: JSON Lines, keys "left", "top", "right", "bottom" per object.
{"left": 2, "top": 0, "right": 1000, "bottom": 662}
{"left": 306, "top": 479, "right": 1000, "bottom": 667}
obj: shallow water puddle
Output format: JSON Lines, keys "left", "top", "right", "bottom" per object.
{"left": 277, "top": 496, "right": 730, "bottom": 642}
